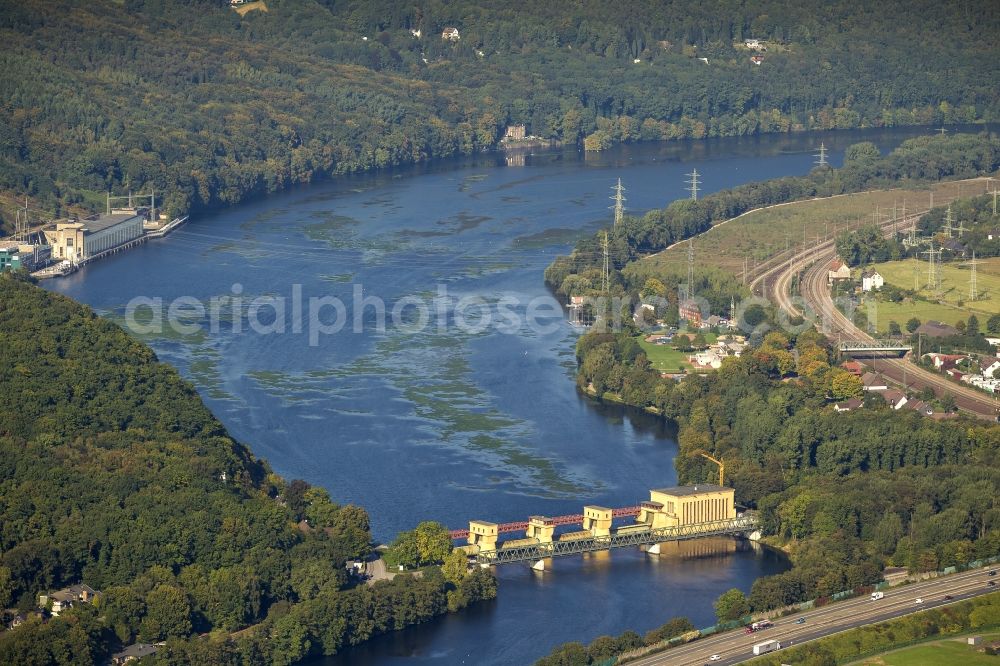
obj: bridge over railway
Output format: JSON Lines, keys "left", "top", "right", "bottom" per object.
{"left": 838, "top": 340, "right": 912, "bottom": 356}
{"left": 451, "top": 484, "right": 759, "bottom": 570}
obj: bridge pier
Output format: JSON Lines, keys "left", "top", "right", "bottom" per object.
{"left": 526, "top": 516, "right": 555, "bottom": 543}
{"left": 582, "top": 506, "right": 612, "bottom": 537}
{"left": 467, "top": 521, "right": 498, "bottom": 552}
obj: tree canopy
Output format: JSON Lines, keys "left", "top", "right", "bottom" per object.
{"left": 0, "top": 275, "right": 495, "bottom": 665}
{"left": 2, "top": 0, "right": 999, "bottom": 231}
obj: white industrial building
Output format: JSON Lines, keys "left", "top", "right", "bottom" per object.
{"left": 42, "top": 212, "right": 145, "bottom": 262}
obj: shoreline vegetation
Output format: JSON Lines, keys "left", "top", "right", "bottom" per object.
{"left": 0, "top": 274, "right": 495, "bottom": 665}
{"left": 533, "top": 135, "right": 1000, "bottom": 664}
{"left": 1, "top": 1, "right": 999, "bottom": 664}
{"left": 2, "top": 0, "right": 1000, "bottom": 230}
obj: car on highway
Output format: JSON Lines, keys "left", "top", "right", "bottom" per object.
{"left": 989, "top": 570, "right": 997, "bottom": 576}
{"left": 915, "top": 598, "right": 923, "bottom": 604}
{"left": 795, "top": 618, "right": 806, "bottom": 624}
{"left": 988, "top": 581, "right": 997, "bottom": 587}
{"left": 708, "top": 656, "right": 721, "bottom": 662}
{"left": 944, "top": 595, "right": 954, "bottom": 600}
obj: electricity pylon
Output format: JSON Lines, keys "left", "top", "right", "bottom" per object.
{"left": 610, "top": 178, "right": 626, "bottom": 227}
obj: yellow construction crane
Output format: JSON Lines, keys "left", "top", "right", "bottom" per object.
{"left": 696, "top": 452, "right": 725, "bottom": 487}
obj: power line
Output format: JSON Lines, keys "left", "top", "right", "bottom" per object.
{"left": 964, "top": 250, "right": 981, "bottom": 301}
{"left": 686, "top": 239, "right": 695, "bottom": 299}
{"left": 609, "top": 178, "right": 626, "bottom": 227}
{"left": 814, "top": 142, "right": 828, "bottom": 167}
{"left": 921, "top": 243, "right": 942, "bottom": 298}
{"left": 686, "top": 169, "right": 700, "bottom": 201}
{"left": 602, "top": 230, "right": 610, "bottom": 294}
{"left": 942, "top": 205, "right": 954, "bottom": 237}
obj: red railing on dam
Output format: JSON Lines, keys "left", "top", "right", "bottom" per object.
{"left": 448, "top": 505, "right": 641, "bottom": 539}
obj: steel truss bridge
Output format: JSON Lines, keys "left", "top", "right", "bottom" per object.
{"left": 838, "top": 340, "right": 912, "bottom": 355}
{"left": 472, "top": 515, "right": 759, "bottom": 566}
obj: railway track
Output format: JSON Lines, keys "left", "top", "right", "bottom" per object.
{"left": 752, "top": 196, "right": 1000, "bottom": 419}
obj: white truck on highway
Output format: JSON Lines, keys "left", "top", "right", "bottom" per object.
{"left": 871, "top": 591, "right": 884, "bottom": 600}
{"left": 752, "top": 639, "right": 781, "bottom": 655}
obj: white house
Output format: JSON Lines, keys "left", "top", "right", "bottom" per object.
{"left": 745, "top": 39, "right": 763, "bottom": 50}
{"left": 983, "top": 360, "right": 1000, "bottom": 378}
{"left": 861, "top": 269, "right": 884, "bottom": 292}
{"left": 441, "top": 27, "right": 460, "bottom": 41}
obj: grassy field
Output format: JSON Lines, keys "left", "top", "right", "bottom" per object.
{"left": 851, "top": 635, "right": 1000, "bottom": 666}
{"left": 859, "top": 297, "right": 973, "bottom": 334}
{"left": 871, "top": 257, "right": 1000, "bottom": 315}
{"left": 636, "top": 332, "right": 719, "bottom": 372}
{"left": 629, "top": 178, "right": 993, "bottom": 282}
{"left": 637, "top": 337, "right": 691, "bottom": 372}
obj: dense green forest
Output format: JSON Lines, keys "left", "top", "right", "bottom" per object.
{"left": 534, "top": 324, "right": 1000, "bottom": 665}
{"left": 0, "top": 274, "right": 494, "bottom": 665}
{"left": 2, "top": 0, "right": 999, "bottom": 230}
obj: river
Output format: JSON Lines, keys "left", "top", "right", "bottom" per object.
{"left": 49, "top": 125, "right": 982, "bottom": 665}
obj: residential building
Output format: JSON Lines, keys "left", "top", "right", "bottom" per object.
{"left": 42, "top": 212, "right": 144, "bottom": 263}
{"left": 941, "top": 237, "right": 967, "bottom": 257}
{"left": 833, "top": 397, "right": 863, "bottom": 412}
{"left": 861, "top": 372, "right": 888, "bottom": 391}
{"left": 861, "top": 269, "right": 884, "bottom": 292}
{"left": 750, "top": 55, "right": 764, "bottom": 65}
{"left": 503, "top": 124, "right": 526, "bottom": 141}
{"left": 441, "top": 27, "right": 460, "bottom": 41}
{"left": 745, "top": 38, "right": 764, "bottom": 50}
{"left": 828, "top": 257, "right": 852, "bottom": 285}
{"left": 841, "top": 360, "right": 865, "bottom": 375}
{"left": 111, "top": 643, "right": 161, "bottom": 665}
{"left": 691, "top": 348, "right": 725, "bottom": 369}
{"left": 922, "top": 352, "right": 968, "bottom": 370}
{"left": 905, "top": 399, "right": 934, "bottom": 416}
{"left": 39, "top": 584, "right": 99, "bottom": 616}
{"left": 678, "top": 299, "right": 702, "bottom": 327}
{"left": 882, "top": 388, "right": 908, "bottom": 409}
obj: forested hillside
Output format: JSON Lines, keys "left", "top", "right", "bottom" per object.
{"left": 1, "top": 0, "right": 999, "bottom": 229}
{"left": 0, "top": 274, "right": 494, "bottom": 665}
{"left": 561, "top": 323, "right": 1000, "bottom": 662}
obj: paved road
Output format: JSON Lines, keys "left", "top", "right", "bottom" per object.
{"left": 627, "top": 568, "right": 999, "bottom": 665}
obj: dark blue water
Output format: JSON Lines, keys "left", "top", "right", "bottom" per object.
{"left": 49, "top": 125, "right": 982, "bottom": 665}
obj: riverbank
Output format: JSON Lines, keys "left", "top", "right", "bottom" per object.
{"left": 49, "top": 128, "right": 954, "bottom": 666}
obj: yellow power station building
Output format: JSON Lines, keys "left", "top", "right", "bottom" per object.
{"left": 638, "top": 484, "right": 735, "bottom": 529}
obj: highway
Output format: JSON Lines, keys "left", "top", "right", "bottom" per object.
{"left": 627, "top": 568, "right": 999, "bottom": 666}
